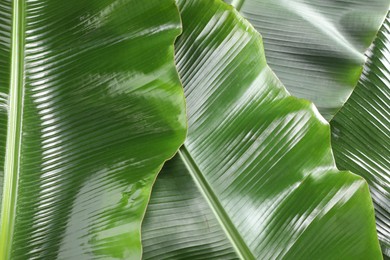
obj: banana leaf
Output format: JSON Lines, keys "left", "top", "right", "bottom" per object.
{"left": 142, "top": 0, "right": 381, "bottom": 258}
{"left": 0, "top": 0, "right": 186, "bottom": 259}
{"left": 225, "top": 0, "right": 389, "bottom": 120}
{"left": 331, "top": 12, "right": 390, "bottom": 257}
{"left": 0, "top": 0, "right": 11, "bottom": 213}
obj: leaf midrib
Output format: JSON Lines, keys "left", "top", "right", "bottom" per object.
{"left": 0, "top": 0, "right": 25, "bottom": 258}
{"left": 178, "top": 146, "right": 255, "bottom": 260}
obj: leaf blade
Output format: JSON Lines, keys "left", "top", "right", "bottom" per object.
{"left": 225, "top": 0, "right": 389, "bottom": 120}
{"left": 331, "top": 12, "right": 390, "bottom": 257}
{"left": 143, "top": 0, "right": 381, "bottom": 258}
{"left": 0, "top": 1, "right": 186, "bottom": 259}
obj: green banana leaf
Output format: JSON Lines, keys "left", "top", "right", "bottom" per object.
{"left": 331, "top": 12, "right": 390, "bottom": 257}
{"left": 0, "top": 0, "right": 186, "bottom": 259}
{"left": 0, "top": 0, "right": 11, "bottom": 213}
{"left": 142, "top": 0, "right": 381, "bottom": 258}
{"left": 225, "top": 0, "right": 389, "bottom": 120}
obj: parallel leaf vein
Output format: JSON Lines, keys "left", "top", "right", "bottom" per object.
{"left": 178, "top": 146, "right": 255, "bottom": 260}
{"left": 0, "top": 0, "right": 25, "bottom": 258}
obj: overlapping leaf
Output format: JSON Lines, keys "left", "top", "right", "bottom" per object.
{"left": 331, "top": 12, "right": 390, "bottom": 257}
{"left": 0, "top": 0, "right": 186, "bottom": 259}
{"left": 225, "top": 0, "right": 389, "bottom": 120}
{"left": 142, "top": 158, "right": 238, "bottom": 259}
{"left": 142, "top": 0, "right": 381, "bottom": 258}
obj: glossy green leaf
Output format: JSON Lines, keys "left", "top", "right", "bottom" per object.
{"left": 142, "top": 0, "right": 381, "bottom": 258}
{"left": 225, "top": 0, "right": 389, "bottom": 120}
{"left": 0, "top": 0, "right": 11, "bottom": 213}
{"left": 0, "top": 0, "right": 186, "bottom": 259}
{"left": 331, "top": 12, "right": 390, "bottom": 257}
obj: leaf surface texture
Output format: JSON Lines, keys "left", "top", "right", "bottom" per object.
{"left": 331, "top": 12, "right": 390, "bottom": 257}
{"left": 142, "top": 0, "right": 381, "bottom": 259}
{"left": 226, "top": 0, "right": 389, "bottom": 119}
{"left": 0, "top": 0, "right": 11, "bottom": 212}
{"left": 0, "top": 0, "right": 186, "bottom": 259}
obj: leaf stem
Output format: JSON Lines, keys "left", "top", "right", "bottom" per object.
{"left": 179, "top": 146, "right": 255, "bottom": 260}
{"left": 0, "top": 0, "right": 25, "bottom": 258}
{"left": 229, "top": 0, "right": 244, "bottom": 10}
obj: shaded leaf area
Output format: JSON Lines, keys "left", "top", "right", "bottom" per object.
{"left": 142, "top": 0, "right": 381, "bottom": 259}
{"left": 0, "top": 0, "right": 11, "bottom": 211}
{"left": 0, "top": 0, "right": 186, "bottom": 259}
{"left": 226, "top": 0, "right": 389, "bottom": 120}
{"left": 142, "top": 157, "right": 238, "bottom": 260}
{"left": 331, "top": 12, "right": 390, "bottom": 257}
